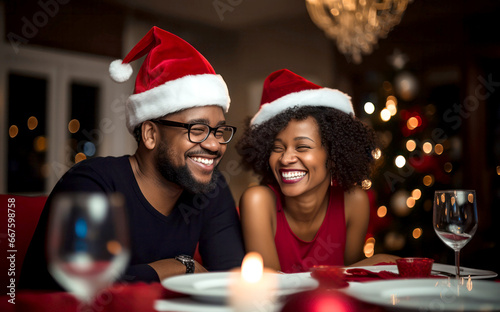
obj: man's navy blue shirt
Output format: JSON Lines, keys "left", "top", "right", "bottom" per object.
{"left": 19, "top": 156, "right": 244, "bottom": 290}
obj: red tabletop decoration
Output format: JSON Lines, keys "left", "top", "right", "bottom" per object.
{"left": 0, "top": 282, "right": 176, "bottom": 312}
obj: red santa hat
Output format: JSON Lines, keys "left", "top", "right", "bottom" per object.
{"left": 250, "top": 69, "right": 354, "bottom": 126}
{"left": 109, "top": 26, "right": 230, "bottom": 133}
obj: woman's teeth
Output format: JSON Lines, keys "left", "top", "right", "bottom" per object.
{"left": 192, "top": 157, "right": 214, "bottom": 165}
{"left": 281, "top": 171, "right": 306, "bottom": 180}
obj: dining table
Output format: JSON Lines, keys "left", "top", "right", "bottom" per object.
{"left": 1, "top": 262, "right": 498, "bottom": 312}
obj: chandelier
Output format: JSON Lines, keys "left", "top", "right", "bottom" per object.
{"left": 306, "top": 0, "right": 412, "bottom": 64}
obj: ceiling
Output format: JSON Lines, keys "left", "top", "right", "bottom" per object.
{"left": 106, "top": 0, "right": 308, "bottom": 29}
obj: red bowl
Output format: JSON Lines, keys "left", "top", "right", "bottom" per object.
{"left": 310, "top": 265, "right": 349, "bottom": 289}
{"left": 396, "top": 257, "right": 434, "bottom": 277}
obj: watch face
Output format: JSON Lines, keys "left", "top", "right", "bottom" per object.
{"left": 177, "top": 255, "right": 193, "bottom": 262}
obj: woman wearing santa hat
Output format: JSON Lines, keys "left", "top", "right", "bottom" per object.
{"left": 236, "top": 69, "right": 398, "bottom": 273}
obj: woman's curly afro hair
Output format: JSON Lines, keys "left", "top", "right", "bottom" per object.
{"left": 236, "top": 106, "right": 377, "bottom": 191}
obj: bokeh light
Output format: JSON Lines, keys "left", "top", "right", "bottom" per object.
{"left": 75, "top": 152, "right": 87, "bottom": 163}
{"left": 435, "top": 143, "right": 444, "bottom": 155}
{"left": 372, "top": 148, "right": 382, "bottom": 160}
{"left": 364, "top": 102, "right": 375, "bottom": 114}
{"left": 33, "top": 136, "right": 46, "bottom": 152}
{"left": 363, "top": 239, "right": 375, "bottom": 258}
{"left": 406, "top": 139, "right": 416, "bottom": 152}
{"left": 411, "top": 189, "right": 421, "bottom": 200}
{"left": 422, "top": 142, "right": 433, "bottom": 154}
{"left": 27, "top": 116, "right": 38, "bottom": 130}
{"left": 412, "top": 228, "right": 422, "bottom": 239}
{"left": 423, "top": 175, "right": 434, "bottom": 186}
{"left": 395, "top": 155, "right": 406, "bottom": 168}
{"left": 406, "top": 197, "right": 416, "bottom": 208}
{"left": 380, "top": 108, "right": 391, "bottom": 122}
{"left": 444, "top": 162, "right": 453, "bottom": 173}
{"left": 68, "top": 119, "right": 80, "bottom": 133}
{"left": 9, "top": 125, "right": 19, "bottom": 138}
{"left": 83, "top": 141, "right": 96, "bottom": 156}
{"left": 407, "top": 117, "right": 419, "bottom": 130}
{"left": 377, "top": 206, "right": 387, "bottom": 218}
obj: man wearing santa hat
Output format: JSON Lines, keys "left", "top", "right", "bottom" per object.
{"left": 20, "top": 26, "right": 245, "bottom": 290}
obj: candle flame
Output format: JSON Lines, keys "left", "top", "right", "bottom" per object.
{"left": 241, "top": 252, "right": 263, "bottom": 283}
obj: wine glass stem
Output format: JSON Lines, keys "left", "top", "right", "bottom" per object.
{"left": 454, "top": 250, "right": 460, "bottom": 279}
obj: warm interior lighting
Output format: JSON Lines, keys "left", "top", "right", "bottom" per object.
{"left": 27, "top": 116, "right": 38, "bottom": 130}
{"left": 241, "top": 252, "right": 263, "bottom": 283}
{"left": 9, "top": 125, "right": 19, "bottom": 138}
{"left": 444, "top": 162, "right": 453, "bottom": 173}
{"left": 496, "top": 166, "right": 500, "bottom": 175}
{"left": 412, "top": 228, "right": 422, "bottom": 239}
{"left": 386, "top": 102, "right": 397, "bottom": 116}
{"left": 34, "top": 136, "right": 47, "bottom": 152}
{"left": 377, "top": 206, "right": 387, "bottom": 218}
{"left": 305, "top": 0, "right": 413, "bottom": 63}
{"left": 395, "top": 155, "right": 406, "bottom": 168}
{"left": 406, "top": 139, "right": 416, "bottom": 152}
{"left": 364, "top": 102, "right": 375, "bottom": 114}
{"left": 386, "top": 96, "right": 398, "bottom": 116}
{"left": 406, "top": 117, "right": 419, "bottom": 130}
{"left": 411, "top": 189, "right": 421, "bottom": 200}
{"left": 68, "top": 119, "right": 80, "bottom": 133}
{"left": 381, "top": 108, "right": 391, "bottom": 121}
{"left": 372, "top": 148, "right": 382, "bottom": 160}
{"left": 406, "top": 197, "right": 415, "bottom": 208}
{"left": 423, "top": 175, "right": 433, "bottom": 186}
{"left": 75, "top": 152, "right": 87, "bottom": 163}
{"left": 363, "top": 240, "right": 375, "bottom": 258}
{"left": 434, "top": 144, "right": 444, "bottom": 155}
{"left": 422, "top": 142, "right": 433, "bottom": 154}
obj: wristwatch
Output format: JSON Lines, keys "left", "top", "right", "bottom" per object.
{"left": 175, "top": 254, "right": 195, "bottom": 273}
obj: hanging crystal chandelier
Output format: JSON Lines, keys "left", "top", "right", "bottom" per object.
{"left": 306, "top": 0, "right": 412, "bottom": 64}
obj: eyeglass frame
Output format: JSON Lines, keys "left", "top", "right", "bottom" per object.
{"left": 150, "top": 119, "right": 237, "bottom": 144}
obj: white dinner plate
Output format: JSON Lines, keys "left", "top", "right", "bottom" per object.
{"left": 161, "top": 272, "right": 318, "bottom": 304}
{"left": 342, "top": 278, "right": 500, "bottom": 311}
{"left": 154, "top": 297, "right": 284, "bottom": 312}
{"left": 345, "top": 263, "right": 498, "bottom": 279}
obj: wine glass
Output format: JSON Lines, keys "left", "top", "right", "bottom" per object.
{"left": 433, "top": 190, "right": 478, "bottom": 279}
{"left": 46, "top": 192, "right": 130, "bottom": 305}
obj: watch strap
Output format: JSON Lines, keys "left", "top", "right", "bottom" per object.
{"left": 175, "top": 255, "right": 195, "bottom": 274}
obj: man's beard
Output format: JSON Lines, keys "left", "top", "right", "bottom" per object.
{"left": 156, "top": 141, "right": 219, "bottom": 194}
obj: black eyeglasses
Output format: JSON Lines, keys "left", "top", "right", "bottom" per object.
{"left": 151, "top": 119, "right": 237, "bottom": 144}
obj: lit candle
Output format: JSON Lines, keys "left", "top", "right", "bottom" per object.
{"left": 229, "top": 252, "right": 277, "bottom": 312}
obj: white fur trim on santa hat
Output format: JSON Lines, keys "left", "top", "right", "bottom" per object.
{"left": 109, "top": 59, "right": 133, "bottom": 83}
{"left": 126, "top": 74, "right": 230, "bottom": 132}
{"left": 250, "top": 88, "right": 354, "bottom": 126}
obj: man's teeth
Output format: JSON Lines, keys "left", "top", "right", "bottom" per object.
{"left": 192, "top": 157, "right": 214, "bottom": 165}
{"left": 281, "top": 171, "right": 306, "bottom": 180}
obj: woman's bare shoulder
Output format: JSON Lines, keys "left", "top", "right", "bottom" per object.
{"left": 239, "top": 185, "right": 276, "bottom": 213}
{"left": 344, "top": 187, "right": 369, "bottom": 209}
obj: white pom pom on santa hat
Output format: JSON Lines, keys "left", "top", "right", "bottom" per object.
{"left": 109, "top": 59, "right": 133, "bottom": 83}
